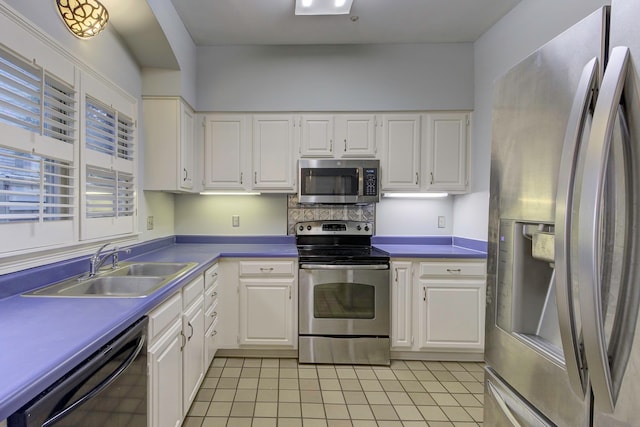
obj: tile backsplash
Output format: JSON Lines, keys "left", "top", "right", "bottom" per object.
{"left": 286, "top": 194, "right": 375, "bottom": 235}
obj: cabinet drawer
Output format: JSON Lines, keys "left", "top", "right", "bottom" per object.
{"left": 148, "top": 292, "right": 182, "bottom": 342}
{"left": 239, "top": 260, "right": 295, "bottom": 276}
{"left": 205, "top": 263, "right": 219, "bottom": 287}
{"left": 205, "top": 299, "right": 219, "bottom": 330}
{"left": 204, "top": 281, "right": 219, "bottom": 311}
{"left": 183, "top": 275, "right": 204, "bottom": 309}
{"left": 419, "top": 261, "right": 486, "bottom": 278}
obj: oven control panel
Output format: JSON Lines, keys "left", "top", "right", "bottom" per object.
{"left": 295, "top": 221, "right": 373, "bottom": 236}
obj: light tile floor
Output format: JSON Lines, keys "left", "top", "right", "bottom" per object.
{"left": 183, "top": 358, "right": 485, "bottom": 427}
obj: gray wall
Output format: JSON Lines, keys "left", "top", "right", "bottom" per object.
{"left": 195, "top": 43, "right": 474, "bottom": 112}
{"left": 453, "top": 0, "right": 611, "bottom": 240}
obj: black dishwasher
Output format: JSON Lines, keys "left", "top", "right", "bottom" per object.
{"left": 8, "top": 317, "right": 148, "bottom": 427}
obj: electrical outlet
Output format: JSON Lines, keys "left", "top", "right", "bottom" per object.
{"left": 146, "top": 216, "right": 154, "bottom": 230}
{"left": 232, "top": 215, "right": 240, "bottom": 227}
{"left": 438, "top": 216, "right": 446, "bottom": 228}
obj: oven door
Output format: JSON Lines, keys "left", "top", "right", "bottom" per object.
{"left": 299, "top": 263, "right": 390, "bottom": 336}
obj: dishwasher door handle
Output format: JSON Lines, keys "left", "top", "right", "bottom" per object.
{"left": 42, "top": 333, "right": 146, "bottom": 427}
{"left": 300, "top": 264, "right": 389, "bottom": 270}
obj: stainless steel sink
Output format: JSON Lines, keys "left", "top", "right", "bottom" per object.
{"left": 24, "top": 262, "right": 198, "bottom": 298}
{"left": 109, "top": 262, "right": 192, "bottom": 277}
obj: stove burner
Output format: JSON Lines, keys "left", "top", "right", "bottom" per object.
{"left": 295, "top": 221, "right": 389, "bottom": 264}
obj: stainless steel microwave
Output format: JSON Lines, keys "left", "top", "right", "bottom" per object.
{"left": 298, "top": 159, "right": 379, "bottom": 204}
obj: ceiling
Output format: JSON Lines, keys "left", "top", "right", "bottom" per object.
{"left": 170, "top": 0, "right": 522, "bottom": 46}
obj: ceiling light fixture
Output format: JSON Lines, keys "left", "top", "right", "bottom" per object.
{"left": 55, "top": 0, "right": 109, "bottom": 39}
{"left": 295, "top": 0, "right": 354, "bottom": 15}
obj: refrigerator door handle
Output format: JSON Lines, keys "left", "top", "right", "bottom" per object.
{"left": 554, "top": 57, "right": 599, "bottom": 398}
{"left": 578, "top": 45, "right": 630, "bottom": 413}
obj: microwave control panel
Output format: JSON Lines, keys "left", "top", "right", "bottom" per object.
{"left": 363, "top": 168, "right": 378, "bottom": 196}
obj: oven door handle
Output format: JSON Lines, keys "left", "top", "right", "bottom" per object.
{"left": 300, "top": 264, "right": 389, "bottom": 270}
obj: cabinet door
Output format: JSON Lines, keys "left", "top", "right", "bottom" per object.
{"left": 335, "top": 114, "right": 377, "bottom": 158}
{"left": 300, "top": 115, "right": 334, "bottom": 157}
{"left": 391, "top": 261, "right": 413, "bottom": 349}
{"left": 380, "top": 114, "right": 421, "bottom": 190}
{"left": 417, "top": 279, "right": 485, "bottom": 351}
{"left": 143, "top": 97, "right": 195, "bottom": 192}
{"left": 204, "top": 114, "right": 249, "bottom": 190}
{"left": 182, "top": 296, "right": 205, "bottom": 416}
{"left": 239, "top": 278, "right": 295, "bottom": 346}
{"left": 424, "top": 112, "right": 469, "bottom": 193}
{"left": 148, "top": 320, "right": 183, "bottom": 427}
{"left": 252, "top": 115, "right": 297, "bottom": 191}
{"left": 179, "top": 101, "right": 195, "bottom": 190}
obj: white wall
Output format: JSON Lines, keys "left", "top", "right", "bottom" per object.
{"left": 453, "top": 0, "right": 610, "bottom": 241}
{"left": 376, "top": 198, "right": 453, "bottom": 236}
{"left": 195, "top": 43, "right": 474, "bottom": 112}
{"left": 174, "top": 194, "right": 288, "bottom": 235}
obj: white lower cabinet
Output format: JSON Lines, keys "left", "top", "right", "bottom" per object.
{"left": 239, "top": 278, "right": 295, "bottom": 345}
{"left": 147, "top": 272, "right": 210, "bottom": 427}
{"left": 204, "top": 263, "right": 220, "bottom": 367}
{"left": 238, "top": 260, "right": 296, "bottom": 347}
{"left": 391, "top": 259, "right": 486, "bottom": 357}
{"left": 182, "top": 293, "right": 205, "bottom": 416}
{"left": 148, "top": 293, "right": 183, "bottom": 427}
{"left": 217, "top": 259, "right": 297, "bottom": 349}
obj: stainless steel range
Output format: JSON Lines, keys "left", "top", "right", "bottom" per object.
{"left": 296, "top": 220, "right": 390, "bottom": 365}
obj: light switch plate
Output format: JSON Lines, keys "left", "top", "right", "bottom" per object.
{"left": 146, "top": 216, "right": 154, "bottom": 230}
{"left": 232, "top": 215, "right": 240, "bottom": 227}
{"left": 438, "top": 216, "right": 446, "bottom": 228}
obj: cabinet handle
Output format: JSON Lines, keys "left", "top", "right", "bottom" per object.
{"left": 330, "top": 139, "right": 333, "bottom": 152}
{"left": 183, "top": 168, "right": 188, "bottom": 182}
{"left": 446, "top": 268, "right": 462, "bottom": 273}
{"left": 344, "top": 139, "right": 347, "bottom": 152}
{"left": 187, "top": 322, "right": 194, "bottom": 340}
{"left": 211, "top": 330, "right": 217, "bottom": 337}
{"left": 180, "top": 331, "right": 187, "bottom": 351}
{"left": 211, "top": 311, "right": 218, "bottom": 318}
{"left": 423, "top": 287, "right": 427, "bottom": 302}
{"left": 254, "top": 171, "right": 257, "bottom": 184}
{"left": 394, "top": 268, "right": 398, "bottom": 283}
{"left": 430, "top": 172, "right": 434, "bottom": 185}
{"left": 415, "top": 173, "right": 419, "bottom": 185}
{"left": 240, "top": 172, "right": 243, "bottom": 184}
{"left": 289, "top": 286, "right": 292, "bottom": 299}
{"left": 211, "top": 291, "right": 218, "bottom": 297}
{"left": 260, "top": 267, "right": 274, "bottom": 272}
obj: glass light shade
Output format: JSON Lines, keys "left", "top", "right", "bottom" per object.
{"left": 295, "top": 0, "right": 353, "bottom": 15}
{"left": 56, "top": 0, "right": 109, "bottom": 39}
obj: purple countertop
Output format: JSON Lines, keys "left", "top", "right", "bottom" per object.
{"left": 0, "top": 236, "right": 297, "bottom": 421}
{"left": 0, "top": 234, "right": 484, "bottom": 420}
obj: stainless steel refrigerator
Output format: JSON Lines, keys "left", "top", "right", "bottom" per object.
{"left": 485, "top": 0, "right": 640, "bottom": 425}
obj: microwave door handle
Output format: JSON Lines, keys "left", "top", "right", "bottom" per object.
{"left": 554, "top": 57, "right": 599, "bottom": 398}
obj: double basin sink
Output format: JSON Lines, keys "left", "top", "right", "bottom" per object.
{"left": 25, "top": 262, "right": 198, "bottom": 298}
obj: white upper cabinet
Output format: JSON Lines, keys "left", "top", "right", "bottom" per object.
{"left": 143, "top": 97, "right": 197, "bottom": 193}
{"left": 335, "top": 114, "right": 377, "bottom": 157}
{"left": 299, "top": 114, "right": 377, "bottom": 158}
{"left": 252, "top": 114, "right": 298, "bottom": 191}
{"left": 203, "top": 114, "right": 250, "bottom": 190}
{"left": 424, "top": 112, "right": 470, "bottom": 193}
{"left": 300, "top": 114, "right": 334, "bottom": 158}
{"left": 379, "top": 114, "right": 422, "bottom": 191}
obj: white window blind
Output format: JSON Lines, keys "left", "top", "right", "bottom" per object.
{"left": 83, "top": 94, "right": 136, "bottom": 240}
{"left": 86, "top": 96, "right": 134, "bottom": 161}
{"left": 0, "top": 46, "right": 76, "bottom": 232}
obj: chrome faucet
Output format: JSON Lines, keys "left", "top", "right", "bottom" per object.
{"left": 88, "top": 243, "right": 130, "bottom": 277}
